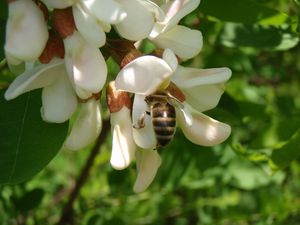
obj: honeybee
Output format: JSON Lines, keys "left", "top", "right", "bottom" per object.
{"left": 134, "top": 90, "right": 184, "bottom": 149}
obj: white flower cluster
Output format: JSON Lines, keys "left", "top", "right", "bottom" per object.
{"left": 4, "top": 0, "right": 231, "bottom": 192}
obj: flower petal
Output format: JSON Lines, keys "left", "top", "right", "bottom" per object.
{"left": 162, "top": 48, "right": 178, "bottom": 71}
{"left": 41, "top": 70, "right": 77, "bottom": 123}
{"left": 64, "top": 32, "right": 107, "bottom": 99}
{"left": 177, "top": 104, "right": 231, "bottom": 146}
{"left": 64, "top": 99, "right": 102, "bottom": 150}
{"left": 110, "top": 107, "right": 136, "bottom": 170}
{"left": 172, "top": 67, "right": 231, "bottom": 112}
{"left": 133, "top": 149, "right": 162, "bottom": 193}
{"left": 5, "top": 0, "right": 48, "bottom": 63}
{"left": 42, "top": 0, "right": 74, "bottom": 9}
{"left": 163, "top": 0, "right": 200, "bottom": 32}
{"left": 81, "top": 0, "right": 127, "bottom": 24}
{"left": 132, "top": 95, "right": 156, "bottom": 149}
{"left": 115, "top": 55, "right": 173, "bottom": 95}
{"left": 115, "top": 0, "right": 155, "bottom": 41}
{"left": 172, "top": 66, "right": 232, "bottom": 88}
{"left": 5, "top": 60, "right": 64, "bottom": 100}
{"left": 152, "top": 25, "right": 203, "bottom": 60}
{"left": 73, "top": 4, "right": 106, "bottom": 47}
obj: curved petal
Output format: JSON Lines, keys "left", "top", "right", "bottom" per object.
{"left": 115, "top": 55, "right": 173, "bottom": 95}
{"left": 64, "top": 32, "right": 107, "bottom": 98}
{"left": 5, "top": 61, "right": 64, "bottom": 100}
{"left": 177, "top": 104, "right": 231, "bottom": 146}
{"left": 163, "top": 0, "right": 200, "bottom": 32}
{"left": 172, "top": 66, "right": 232, "bottom": 88}
{"left": 162, "top": 48, "right": 178, "bottom": 71}
{"left": 137, "top": 0, "right": 165, "bottom": 21}
{"left": 5, "top": 0, "right": 48, "bottom": 63}
{"left": 64, "top": 99, "right": 102, "bottom": 151}
{"left": 73, "top": 4, "right": 106, "bottom": 47}
{"left": 110, "top": 107, "right": 136, "bottom": 170}
{"left": 115, "top": 0, "right": 155, "bottom": 41}
{"left": 133, "top": 149, "right": 162, "bottom": 193}
{"left": 42, "top": 0, "right": 74, "bottom": 8}
{"left": 172, "top": 67, "right": 231, "bottom": 112}
{"left": 132, "top": 95, "right": 156, "bottom": 149}
{"left": 152, "top": 25, "right": 203, "bottom": 60}
{"left": 41, "top": 71, "right": 78, "bottom": 123}
{"left": 81, "top": 0, "right": 127, "bottom": 24}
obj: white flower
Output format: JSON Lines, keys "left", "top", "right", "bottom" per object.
{"left": 5, "top": 59, "right": 77, "bottom": 123}
{"left": 113, "top": 49, "right": 231, "bottom": 192}
{"left": 43, "top": 0, "right": 126, "bottom": 47}
{"left": 64, "top": 98, "right": 102, "bottom": 151}
{"left": 5, "top": 0, "right": 48, "bottom": 65}
{"left": 147, "top": 0, "right": 203, "bottom": 60}
{"left": 63, "top": 31, "right": 107, "bottom": 99}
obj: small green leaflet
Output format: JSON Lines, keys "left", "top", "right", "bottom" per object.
{"left": 0, "top": 89, "right": 69, "bottom": 184}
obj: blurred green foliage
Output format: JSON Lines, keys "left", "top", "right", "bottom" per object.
{"left": 1, "top": 0, "right": 300, "bottom": 224}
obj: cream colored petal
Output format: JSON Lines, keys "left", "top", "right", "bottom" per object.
{"left": 137, "top": 0, "right": 165, "bottom": 21}
{"left": 172, "top": 66, "right": 232, "bottom": 88}
{"left": 177, "top": 104, "right": 231, "bottom": 146}
{"left": 132, "top": 95, "right": 156, "bottom": 149}
{"left": 163, "top": 0, "right": 200, "bottom": 32}
{"left": 64, "top": 32, "right": 107, "bottom": 98}
{"left": 42, "top": 0, "right": 74, "bottom": 8}
{"left": 115, "top": 0, "right": 155, "bottom": 41}
{"left": 115, "top": 55, "right": 173, "bottom": 95}
{"left": 5, "top": 0, "right": 48, "bottom": 63}
{"left": 152, "top": 25, "right": 203, "bottom": 60}
{"left": 5, "top": 61, "right": 64, "bottom": 100}
{"left": 81, "top": 0, "right": 127, "bottom": 24}
{"left": 133, "top": 149, "right": 162, "bottom": 193}
{"left": 64, "top": 99, "right": 102, "bottom": 151}
{"left": 110, "top": 107, "right": 136, "bottom": 170}
{"left": 172, "top": 67, "right": 231, "bottom": 112}
{"left": 162, "top": 49, "right": 178, "bottom": 71}
{"left": 73, "top": 4, "right": 106, "bottom": 47}
{"left": 41, "top": 71, "right": 78, "bottom": 123}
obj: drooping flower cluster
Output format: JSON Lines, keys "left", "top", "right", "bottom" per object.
{"left": 4, "top": 0, "right": 231, "bottom": 192}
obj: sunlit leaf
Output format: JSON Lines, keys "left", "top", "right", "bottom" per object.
{"left": 200, "top": 0, "right": 289, "bottom": 25}
{"left": 220, "top": 23, "right": 299, "bottom": 50}
{"left": 269, "top": 129, "right": 300, "bottom": 171}
{"left": 0, "top": 89, "right": 68, "bottom": 184}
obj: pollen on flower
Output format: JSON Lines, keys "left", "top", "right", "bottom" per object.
{"left": 52, "top": 7, "right": 76, "bottom": 39}
{"left": 107, "top": 81, "right": 132, "bottom": 113}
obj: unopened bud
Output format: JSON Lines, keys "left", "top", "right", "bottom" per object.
{"left": 107, "top": 81, "right": 132, "bottom": 113}
{"left": 167, "top": 82, "right": 186, "bottom": 102}
{"left": 52, "top": 7, "right": 76, "bottom": 39}
{"left": 39, "top": 31, "right": 65, "bottom": 64}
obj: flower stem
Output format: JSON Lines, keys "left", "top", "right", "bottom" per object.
{"left": 57, "top": 119, "right": 111, "bottom": 225}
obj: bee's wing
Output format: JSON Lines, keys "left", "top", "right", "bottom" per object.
{"left": 166, "top": 93, "right": 184, "bottom": 110}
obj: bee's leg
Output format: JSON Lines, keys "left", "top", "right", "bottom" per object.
{"left": 133, "top": 111, "right": 150, "bottom": 129}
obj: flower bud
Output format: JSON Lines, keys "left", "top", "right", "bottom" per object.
{"left": 107, "top": 81, "right": 132, "bottom": 113}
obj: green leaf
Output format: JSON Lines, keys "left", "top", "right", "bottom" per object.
{"left": 269, "top": 129, "right": 300, "bottom": 171}
{"left": 12, "top": 188, "right": 44, "bottom": 212}
{"left": 220, "top": 23, "right": 299, "bottom": 50}
{"left": 0, "top": 1, "right": 7, "bottom": 20}
{"left": 200, "top": 0, "right": 289, "bottom": 25}
{"left": 0, "top": 20, "right": 6, "bottom": 61}
{"left": 0, "top": 89, "right": 69, "bottom": 184}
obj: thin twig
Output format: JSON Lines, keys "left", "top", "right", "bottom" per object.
{"left": 57, "top": 119, "right": 110, "bottom": 225}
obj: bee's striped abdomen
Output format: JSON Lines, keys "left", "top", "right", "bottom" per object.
{"left": 151, "top": 102, "right": 176, "bottom": 148}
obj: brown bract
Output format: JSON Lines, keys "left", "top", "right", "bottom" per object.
{"left": 52, "top": 7, "right": 76, "bottom": 39}
{"left": 39, "top": 31, "right": 65, "bottom": 64}
{"left": 6, "top": 0, "right": 17, "bottom": 3}
{"left": 120, "top": 49, "right": 143, "bottom": 68}
{"left": 107, "top": 81, "right": 132, "bottom": 113}
{"left": 167, "top": 82, "right": 186, "bottom": 102}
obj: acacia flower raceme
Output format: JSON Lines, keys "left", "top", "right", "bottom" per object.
{"left": 108, "top": 49, "right": 231, "bottom": 192}
{"left": 5, "top": 0, "right": 49, "bottom": 65}
{"left": 147, "top": 0, "right": 203, "bottom": 60}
